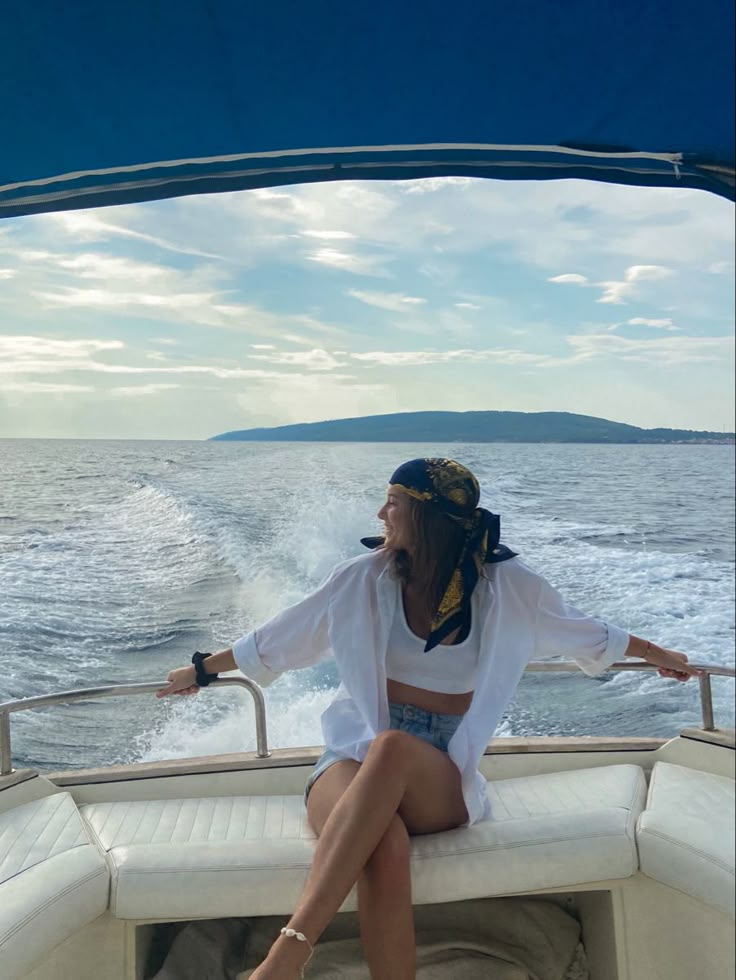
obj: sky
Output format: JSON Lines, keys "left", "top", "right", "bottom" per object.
{"left": 0, "top": 177, "right": 733, "bottom": 440}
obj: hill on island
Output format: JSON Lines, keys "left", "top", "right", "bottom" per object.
{"left": 211, "top": 411, "right": 733, "bottom": 444}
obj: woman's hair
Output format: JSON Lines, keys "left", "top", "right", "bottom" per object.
{"left": 386, "top": 495, "right": 467, "bottom": 617}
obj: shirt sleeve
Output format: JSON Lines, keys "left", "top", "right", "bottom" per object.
{"left": 533, "top": 573, "right": 630, "bottom": 676}
{"left": 232, "top": 563, "right": 343, "bottom": 687}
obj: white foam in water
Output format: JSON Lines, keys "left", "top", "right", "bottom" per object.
{"left": 135, "top": 684, "right": 336, "bottom": 761}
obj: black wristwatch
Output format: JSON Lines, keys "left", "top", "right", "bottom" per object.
{"left": 191, "top": 651, "right": 218, "bottom": 687}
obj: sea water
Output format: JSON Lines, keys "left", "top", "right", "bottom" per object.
{"left": 1, "top": 439, "right": 733, "bottom": 771}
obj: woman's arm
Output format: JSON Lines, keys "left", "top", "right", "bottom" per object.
{"left": 624, "top": 633, "right": 701, "bottom": 681}
{"left": 155, "top": 647, "right": 236, "bottom": 699}
{"left": 525, "top": 562, "right": 701, "bottom": 680}
{"left": 155, "top": 555, "right": 359, "bottom": 699}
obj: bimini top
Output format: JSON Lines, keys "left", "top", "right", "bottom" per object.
{"left": 1, "top": 0, "right": 734, "bottom": 219}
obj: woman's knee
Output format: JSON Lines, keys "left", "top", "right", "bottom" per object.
{"left": 365, "top": 729, "right": 417, "bottom": 773}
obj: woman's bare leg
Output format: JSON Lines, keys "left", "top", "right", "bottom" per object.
{"left": 308, "top": 761, "right": 416, "bottom": 979}
{"left": 356, "top": 814, "right": 415, "bottom": 979}
{"left": 249, "top": 730, "right": 467, "bottom": 979}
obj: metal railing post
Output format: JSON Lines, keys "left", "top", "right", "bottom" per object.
{"left": 0, "top": 712, "right": 11, "bottom": 776}
{"left": 699, "top": 672, "right": 715, "bottom": 731}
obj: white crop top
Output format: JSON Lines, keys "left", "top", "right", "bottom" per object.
{"left": 385, "top": 597, "right": 480, "bottom": 694}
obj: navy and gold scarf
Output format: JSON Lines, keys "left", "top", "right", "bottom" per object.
{"left": 362, "top": 458, "right": 517, "bottom": 651}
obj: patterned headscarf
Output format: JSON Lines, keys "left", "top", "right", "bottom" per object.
{"left": 361, "top": 458, "right": 517, "bottom": 651}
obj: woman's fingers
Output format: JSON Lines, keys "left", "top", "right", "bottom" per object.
{"left": 156, "top": 681, "right": 199, "bottom": 699}
{"left": 651, "top": 648, "right": 701, "bottom": 681}
{"left": 658, "top": 666, "right": 698, "bottom": 682}
{"left": 156, "top": 666, "right": 199, "bottom": 698}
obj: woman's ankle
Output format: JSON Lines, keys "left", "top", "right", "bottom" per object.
{"left": 268, "top": 929, "right": 313, "bottom": 967}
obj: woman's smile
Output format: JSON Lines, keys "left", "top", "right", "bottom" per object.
{"left": 377, "top": 490, "right": 412, "bottom": 550}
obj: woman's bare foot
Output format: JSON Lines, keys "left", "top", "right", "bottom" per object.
{"left": 246, "top": 930, "right": 313, "bottom": 979}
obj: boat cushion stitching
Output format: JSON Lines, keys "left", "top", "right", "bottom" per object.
{"left": 0, "top": 865, "right": 107, "bottom": 946}
{"left": 79, "top": 813, "right": 118, "bottom": 892}
{"left": 23, "top": 803, "right": 88, "bottom": 870}
{"left": 95, "top": 800, "right": 126, "bottom": 843}
{"left": 83, "top": 797, "right": 640, "bottom": 842}
{"left": 100, "top": 807, "right": 631, "bottom": 855}
{"left": 413, "top": 831, "right": 637, "bottom": 860}
{"left": 641, "top": 827, "right": 735, "bottom": 875}
{"left": 127, "top": 800, "right": 154, "bottom": 847}
{"left": 0, "top": 796, "right": 88, "bottom": 881}
{"left": 90, "top": 800, "right": 129, "bottom": 849}
{"left": 109, "top": 829, "right": 634, "bottom": 874}
{"left": 147, "top": 802, "right": 170, "bottom": 845}
{"left": 205, "top": 799, "right": 221, "bottom": 840}
{"left": 0, "top": 797, "right": 64, "bottom": 869}
{"left": 625, "top": 768, "right": 647, "bottom": 845}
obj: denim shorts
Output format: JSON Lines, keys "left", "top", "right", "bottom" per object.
{"left": 303, "top": 701, "right": 465, "bottom": 804}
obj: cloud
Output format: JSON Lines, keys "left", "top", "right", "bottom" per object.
{"left": 348, "top": 289, "right": 427, "bottom": 312}
{"left": 234, "top": 372, "right": 393, "bottom": 425}
{"left": 548, "top": 273, "right": 589, "bottom": 285}
{"left": 249, "top": 188, "right": 320, "bottom": 223}
{"left": 349, "top": 348, "right": 557, "bottom": 367}
{"left": 250, "top": 343, "right": 276, "bottom": 350}
{"left": 0, "top": 334, "right": 309, "bottom": 381}
{"left": 300, "top": 230, "right": 357, "bottom": 240}
{"left": 248, "top": 348, "right": 347, "bottom": 371}
{"left": 1, "top": 381, "right": 95, "bottom": 394}
{"left": 307, "top": 247, "right": 388, "bottom": 276}
{"left": 32, "top": 284, "right": 344, "bottom": 340}
{"left": 0, "top": 268, "right": 16, "bottom": 279}
{"left": 708, "top": 260, "right": 735, "bottom": 276}
{"left": 0, "top": 336, "right": 124, "bottom": 365}
{"left": 565, "top": 332, "right": 732, "bottom": 365}
{"left": 626, "top": 265, "right": 674, "bottom": 281}
{"left": 626, "top": 317, "right": 681, "bottom": 330}
{"left": 399, "top": 177, "right": 474, "bottom": 194}
{"left": 454, "top": 302, "right": 481, "bottom": 310}
{"left": 56, "top": 253, "right": 172, "bottom": 281}
{"left": 111, "top": 384, "right": 182, "bottom": 396}
{"left": 597, "top": 264, "right": 673, "bottom": 304}
{"left": 35, "top": 286, "right": 221, "bottom": 312}
{"left": 17, "top": 249, "right": 55, "bottom": 261}
{"left": 46, "top": 211, "right": 223, "bottom": 259}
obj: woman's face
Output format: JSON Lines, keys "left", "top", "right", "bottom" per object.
{"left": 377, "top": 488, "right": 413, "bottom": 551}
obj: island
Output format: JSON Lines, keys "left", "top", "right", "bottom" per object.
{"left": 210, "top": 411, "right": 734, "bottom": 444}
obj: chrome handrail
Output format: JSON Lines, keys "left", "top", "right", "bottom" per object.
{"left": 0, "top": 662, "right": 733, "bottom": 776}
{"left": 525, "top": 660, "right": 735, "bottom": 733}
{"left": 0, "top": 677, "right": 270, "bottom": 776}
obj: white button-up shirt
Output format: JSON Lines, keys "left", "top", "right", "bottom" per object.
{"left": 233, "top": 551, "right": 630, "bottom": 825}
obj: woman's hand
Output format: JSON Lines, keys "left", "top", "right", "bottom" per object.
{"left": 155, "top": 665, "right": 199, "bottom": 698}
{"left": 646, "top": 646, "right": 702, "bottom": 682}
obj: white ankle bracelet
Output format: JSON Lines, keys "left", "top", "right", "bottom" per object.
{"left": 279, "top": 927, "right": 314, "bottom": 975}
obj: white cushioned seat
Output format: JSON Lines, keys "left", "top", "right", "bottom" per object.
{"left": 0, "top": 793, "right": 110, "bottom": 980}
{"left": 80, "top": 763, "right": 645, "bottom": 920}
{"left": 637, "top": 761, "right": 735, "bottom": 917}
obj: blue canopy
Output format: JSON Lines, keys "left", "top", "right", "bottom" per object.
{"left": 1, "top": 0, "right": 734, "bottom": 219}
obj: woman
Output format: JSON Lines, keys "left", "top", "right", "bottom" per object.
{"left": 157, "top": 458, "right": 698, "bottom": 980}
